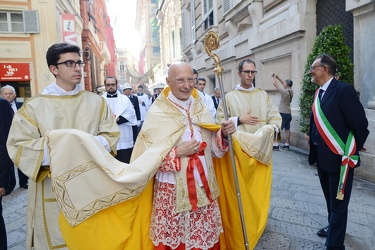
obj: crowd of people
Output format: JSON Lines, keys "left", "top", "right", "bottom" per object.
{"left": 0, "top": 42, "right": 369, "bottom": 250}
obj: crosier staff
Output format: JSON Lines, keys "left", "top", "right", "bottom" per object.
{"left": 204, "top": 31, "right": 249, "bottom": 250}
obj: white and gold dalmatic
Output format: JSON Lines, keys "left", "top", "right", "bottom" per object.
{"left": 6, "top": 84, "right": 120, "bottom": 250}
{"left": 215, "top": 85, "right": 282, "bottom": 249}
{"left": 216, "top": 86, "right": 282, "bottom": 164}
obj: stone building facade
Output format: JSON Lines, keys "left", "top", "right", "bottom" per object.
{"left": 176, "top": 0, "right": 375, "bottom": 182}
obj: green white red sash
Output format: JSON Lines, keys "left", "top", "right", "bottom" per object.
{"left": 312, "top": 89, "right": 358, "bottom": 200}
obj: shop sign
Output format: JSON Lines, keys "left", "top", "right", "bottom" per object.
{"left": 0, "top": 63, "right": 30, "bottom": 81}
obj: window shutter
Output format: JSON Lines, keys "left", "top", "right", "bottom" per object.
{"left": 23, "top": 10, "right": 39, "bottom": 33}
{"left": 223, "top": 0, "right": 231, "bottom": 14}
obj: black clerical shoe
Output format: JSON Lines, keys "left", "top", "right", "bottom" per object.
{"left": 317, "top": 226, "right": 329, "bottom": 237}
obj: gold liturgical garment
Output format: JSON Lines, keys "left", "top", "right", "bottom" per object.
{"left": 6, "top": 91, "right": 119, "bottom": 250}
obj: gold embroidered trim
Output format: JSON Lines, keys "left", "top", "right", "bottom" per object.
{"left": 42, "top": 180, "right": 53, "bottom": 249}
{"left": 54, "top": 161, "right": 151, "bottom": 226}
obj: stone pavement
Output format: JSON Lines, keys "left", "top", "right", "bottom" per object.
{"left": 3, "top": 148, "right": 375, "bottom": 249}
{"left": 255, "top": 148, "right": 375, "bottom": 250}
{"left": 2, "top": 178, "right": 27, "bottom": 250}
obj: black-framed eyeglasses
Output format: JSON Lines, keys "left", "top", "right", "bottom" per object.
{"left": 55, "top": 60, "right": 85, "bottom": 68}
{"left": 241, "top": 70, "right": 257, "bottom": 75}
{"left": 309, "top": 65, "right": 324, "bottom": 71}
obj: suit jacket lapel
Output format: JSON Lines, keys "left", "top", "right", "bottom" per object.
{"left": 320, "top": 78, "right": 336, "bottom": 106}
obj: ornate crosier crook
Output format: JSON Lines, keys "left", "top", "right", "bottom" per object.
{"left": 204, "top": 32, "right": 223, "bottom": 76}
{"left": 204, "top": 31, "right": 249, "bottom": 250}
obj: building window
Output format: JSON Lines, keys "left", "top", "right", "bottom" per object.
{"left": 0, "top": 10, "right": 39, "bottom": 33}
{"left": 152, "top": 46, "right": 160, "bottom": 54}
{"left": 151, "top": 17, "right": 160, "bottom": 43}
{"left": 203, "top": 0, "right": 214, "bottom": 30}
{"left": 190, "top": 2, "right": 196, "bottom": 43}
{"left": 0, "top": 11, "right": 23, "bottom": 32}
{"left": 222, "top": 0, "right": 232, "bottom": 14}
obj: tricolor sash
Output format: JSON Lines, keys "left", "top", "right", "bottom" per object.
{"left": 312, "top": 89, "right": 358, "bottom": 200}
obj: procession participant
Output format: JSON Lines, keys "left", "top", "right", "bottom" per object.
{"left": 123, "top": 83, "right": 142, "bottom": 143}
{"left": 0, "top": 98, "right": 15, "bottom": 250}
{"left": 1, "top": 85, "right": 29, "bottom": 188}
{"left": 136, "top": 85, "right": 151, "bottom": 132}
{"left": 215, "top": 58, "right": 281, "bottom": 248}
{"left": 144, "top": 62, "right": 235, "bottom": 249}
{"left": 6, "top": 43, "right": 119, "bottom": 250}
{"left": 195, "top": 77, "right": 216, "bottom": 118}
{"left": 103, "top": 77, "right": 136, "bottom": 163}
{"left": 211, "top": 87, "right": 221, "bottom": 110}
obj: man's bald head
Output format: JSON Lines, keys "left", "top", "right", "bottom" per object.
{"left": 167, "top": 62, "right": 193, "bottom": 77}
{"left": 166, "top": 62, "right": 195, "bottom": 101}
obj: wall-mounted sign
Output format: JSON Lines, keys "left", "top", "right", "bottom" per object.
{"left": 62, "top": 13, "right": 77, "bottom": 45}
{"left": 0, "top": 63, "right": 30, "bottom": 82}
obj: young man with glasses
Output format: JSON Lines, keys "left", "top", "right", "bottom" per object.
{"left": 216, "top": 59, "right": 281, "bottom": 134}
{"left": 6, "top": 43, "right": 119, "bottom": 249}
{"left": 216, "top": 59, "right": 281, "bottom": 247}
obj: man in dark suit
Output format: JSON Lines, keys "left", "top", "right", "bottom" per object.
{"left": 123, "top": 83, "right": 141, "bottom": 143}
{"left": 0, "top": 97, "right": 15, "bottom": 249}
{"left": 308, "top": 54, "right": 369, "bottom": 250}
{"left": 1, "top": 85, "right": 28, "bottom": 189}
{"left": 211, "top": 87, "right": 221, "bottom": 110}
